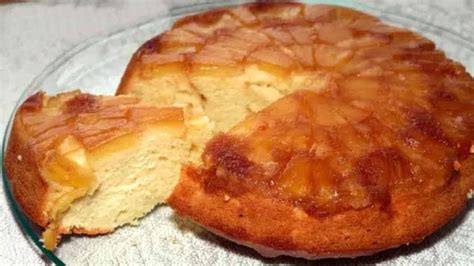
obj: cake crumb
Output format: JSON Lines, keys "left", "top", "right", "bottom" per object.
{"left": 468, "top": 189, "right": 473, "bottom": 199}
{"left": 470, "top": 144, "right": 474, "bottom": 154}
{"left": 453, "top": 160, "right": 461, "bottom": 171}
{"left": 130, "top": 219, "right": 140, "bottom": 226}
{"left": 17, "top": 155, "right": 22, "bottom": 161}
{"left": 170, "top": 236, "right": 178, "bottom": 244}
{"left": 224, "top": 194, "right": 231, "bottom": 202}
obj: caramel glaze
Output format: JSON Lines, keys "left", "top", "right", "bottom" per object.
{"left": 120, "top": 2, "right": 471, "bottom": 85}
{"left": 150, "top": 3, "right": 474, "bottom": 217}
{"left": 197, "top": 87, "right": 472, "bottom": 217}
{"left": 20, "top": 91, "right": 183, "bottom": 157}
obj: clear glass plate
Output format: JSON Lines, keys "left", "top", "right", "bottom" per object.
{"left": 2, "top": 1, "right": 473, "bottom": 264}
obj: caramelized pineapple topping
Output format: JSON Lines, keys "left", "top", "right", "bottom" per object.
{"left": 44, "top": 135, "right": 95, "bottom": 189}
{"left": 148, "top": 3, "right": 473, "bottom": 216}
{"left": 198, "top": 87, "right": 472, "bottom": 216}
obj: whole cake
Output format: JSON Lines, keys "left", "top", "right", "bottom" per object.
{"left": 119, "top": 2, "right": 474, "bottom": 259}
{"left": 5, "top": 2, "right": 473, "bottom": 259}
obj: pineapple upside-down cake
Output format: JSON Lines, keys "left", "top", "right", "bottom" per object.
{"left": 5, "top": 2, "right": 473, "bottom": 258}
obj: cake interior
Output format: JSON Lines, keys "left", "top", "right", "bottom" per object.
{"left": 60, "top": 125, "right": 190, "bottom": 230}
{"left": 123, "top": 63, "right": 323, "bottom": 133}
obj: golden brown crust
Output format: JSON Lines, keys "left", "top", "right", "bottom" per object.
{"left": 161, "top": 2, "right": 474, "bottom": 258}
{"left": 5, "top": 111, "right": 49, "bottom": 227}
{"left": 57, "top": 226, "right": 112, "bottom": 235}
{"left": 169, "top": 159, "right": 473, "bottom": 258}
{"left": 5, "top": 90, "right": 184, "bottom": 232}
{"left": 168, "top": 87, "right": 473, "bottom": 258}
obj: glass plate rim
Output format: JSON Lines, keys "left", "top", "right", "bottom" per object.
{"left": 1, "top": 1, "right": 472, "bottom": 264}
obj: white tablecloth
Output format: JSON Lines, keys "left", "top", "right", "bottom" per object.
{"left": 0, "top": 1, "right": 472, "bottom": 264}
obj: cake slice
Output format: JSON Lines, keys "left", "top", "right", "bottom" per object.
{"left": 4, "top": 90, "right": 211, "bottom": 249}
